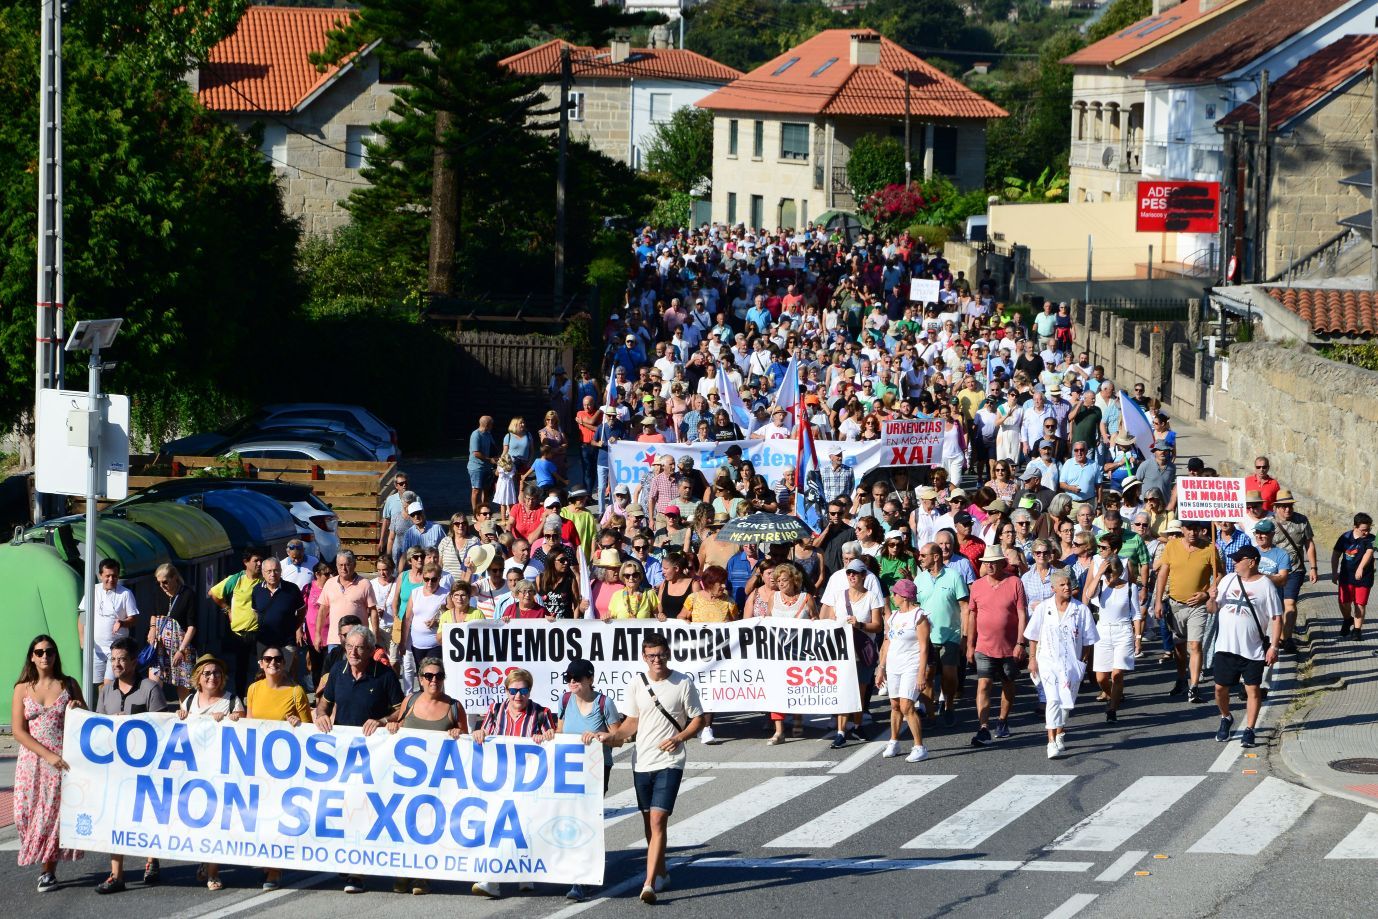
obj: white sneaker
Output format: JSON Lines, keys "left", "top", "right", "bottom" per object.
{"left": 1046, "top": 742, "right": 1061, "bottom": 759}
{"left": 883, "top": 740, "right": 901, "bottom": 758}
{"left": 472, "top": 881, "right": 500, "bottom": 897}
{"left": 653, "top": 873, "right": 670, "bottom": 892}
{"left": 905, "top": 745, "right": 928, "bottom": 763}
{"left": 1054, "top": 734, "right": 1066, "bottom": 754}
{"left": 700, "top": 726, "right": 716, "bottom": 744}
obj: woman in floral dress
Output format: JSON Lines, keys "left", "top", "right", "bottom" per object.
{"left": 11, "top": 634, "right": 85, "bottom": 892}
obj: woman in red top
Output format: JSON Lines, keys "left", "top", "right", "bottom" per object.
{"left": 509, "top": 487, "right": 544, "bottom": 542}
{"left": 506, "top": 579, "right": 553, "bottom": 621}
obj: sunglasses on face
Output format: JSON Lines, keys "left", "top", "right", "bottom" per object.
{"left": 261, "top": 654, "right": 283, "bottom": 664}
{"left": 420, "top": 672, "right": 444, "bottom": 682}
{"left": 507, "top": 686, "right": 531, "bottom": 696}
{"left": 32, "top": 647, "right": 56, "bottom": 658}
{"left": 424, "top": 577, "right": 440, "bottom": 584}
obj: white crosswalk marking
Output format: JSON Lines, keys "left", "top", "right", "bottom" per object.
{"left": 604, "top": 777, "right": 715, "bottom": 829}
{"left": 904, "top": 774, "right": 1076, "bottom": 850}
{"left": 765, "top": 775, "right": 957, "bottom": 849}
{"left": 1186, "top": 777, "right": 1319, "bottom": 855}
{"left": 670, "top": 775, "right": 833, "bottom": 848}
{"left": 1047, "top": 776, "right": 1205, "bottom": 852}
{"left": 1325, "top": 813, "right": 1378, "bottom": 859}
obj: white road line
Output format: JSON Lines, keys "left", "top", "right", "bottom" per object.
{"left": 614, "top": 760, "right": 829, "bottom": 770}
{"left": 695, "top": 856, "right": 1093, "bottom": 873}
{"left": 904, "top": 774, "right": 1076, "bottom": 850}
{"left": 0, "top": 839, "right": 18, "bottom": 852}
{"left": 1208, "top": 740, "right": 1243, "bottom": 773}
{"left": 605, "top": 776, "right": 714, "bottom": 829}
{"left": 670, "top": 775, "right": 832, "bottom": 848}
{"left": 1047, "top": 776, "right": 1204, "bottom": 852}
{"left": 829, "top": 740, "right": 887, "bottom": 774}
{"left": 191, "top": 872, "right": 334, "bottom": 919}
{"left": 1186, "top": 776, "right": 1319, "bottom": 855}
{"left": 540, "top": 857, "right": 693, "bottom": 919}
{"left": 765, "top": 775, "right": 957, "bottom": 848}
{"left": 1095, "top": 850, "right": 1148, "bottom": 882}
{"left": 1043, "top": 893, "right": 1099, "bottom": 919}
{"left": 1325, "top": 813, "right": 1378, "bottom": 859}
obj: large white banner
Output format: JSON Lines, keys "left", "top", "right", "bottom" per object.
{"left": 442, "top": 620, "right": 863, "bottom": 715}
{"left": 609, "top": 438, "right": 884, "bottom": 490}
{"left": 60, "top": 710, "right": 604, "bottom": 884}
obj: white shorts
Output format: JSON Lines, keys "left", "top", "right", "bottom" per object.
{"left": 1092, "top": 621, "right": 1137, "bottom": 673}
{"left": 888, "top": 669, "right": 922, "bottom": 701}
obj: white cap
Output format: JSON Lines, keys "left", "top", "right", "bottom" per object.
{"left": 406, "top": 501, "right": 424, "bottom": 516}
{"left": 543, "top": 495, "right": 561, "bottom": 508}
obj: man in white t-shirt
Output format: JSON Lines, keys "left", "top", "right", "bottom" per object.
{"left": 1210, "top": 544, "right": 1282, "bottom": 749}
{"left": 78, "top": 558, "right": 140, "bottom": 684}
{"left": 598, "top": 634, "right": 704, "bottom": 905}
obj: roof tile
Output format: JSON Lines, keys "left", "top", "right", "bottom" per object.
{"left": 198, "top": 6, "right": 355, "bottom": 113}
{"left": 501, "top": 40, "right": 742, "bottom": 84}
{"left": 1060, "top": 0, "right": 1251, "bottom": 68}
{"left": 1266, "top": 287, "right": 1378, "bottom": 337}
{"left": 1142, "top": 0, "right": 1352, "bottom": 82}
{"left": 696, "top": 29, "right": 1005, "bottom": 120}
{"left": 1216, "top": 34, "right": 1378, "bottom": 130}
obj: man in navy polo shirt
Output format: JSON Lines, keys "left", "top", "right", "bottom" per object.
{"left": 252, "top": 558, "right": 305, "bottom": 675}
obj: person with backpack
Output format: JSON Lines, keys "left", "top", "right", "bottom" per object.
{"left": 555, "top": 658, "right": 624, "bottom": 902}
{"left": 382, "top": 657, "right": 468, "bottom": 895}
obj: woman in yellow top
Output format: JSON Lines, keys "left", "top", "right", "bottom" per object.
{"left": 435, "top": 579, "right": 484, "bottom": 627}
{"left": 243, "top": 644, "right": 310, "bottom": 890}
{"left": 680, "top": 565, "right": 738, "bottom": 623}
{"left": 607, "top": 560, "right": 662, "bottom": 620}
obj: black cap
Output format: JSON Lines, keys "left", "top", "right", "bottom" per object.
{"left": 1187, "top": 457, "right": 1205, "bottom": 473}
{"left": 953, "top": 511, "right": 974, "bottom": 527}
{"left": 1231, "top": 544, "right": 1261, "bottom": 563}
{"left": 562, "top": 659, "right": 596, "bottom": 682}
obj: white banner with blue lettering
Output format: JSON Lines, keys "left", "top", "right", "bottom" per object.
{"left": 59, "top": 709, "right": 605, "bottom": 884}
{"left": 609, "top": 438, "right": 885, "bottom": 489}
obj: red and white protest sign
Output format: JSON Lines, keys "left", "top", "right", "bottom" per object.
{"left": 882, "top": 418, "right": 943, "bottom": 467}
{"left": 1176, "top": 476, "right": 1246, "bottom": 521}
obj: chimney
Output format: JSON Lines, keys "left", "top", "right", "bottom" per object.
{"left": 1151, "top": 0, "right": 1182, "bottom": 14}
{"left": 610, "top": 36, "right": 631, "bottom": 64}
{"left": 849, "top": 32, "right": 881, "bottom": 67}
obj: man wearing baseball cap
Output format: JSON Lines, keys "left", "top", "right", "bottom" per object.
{"left": 1210, "top": 543, "right": 1282, "bottom": 747}
{"left": 1153, "top": 520, "right": 1222, "bottom": 703}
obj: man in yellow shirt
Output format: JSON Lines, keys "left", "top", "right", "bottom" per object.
{"left": 209, "top": 547, "right": 265, "bottom": 696}
{"left": 1152, "top": 521, "right": 1222, "bottom": 703}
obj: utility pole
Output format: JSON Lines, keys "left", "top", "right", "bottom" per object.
{"left": 427, "top": 109, "right": 457, "bottom": 297}
{"left": 904, "top": 68, "right": 912, "bottom": 186}
{"left": 34, "top": 0, "right": 66, "bottom": 524}
{"left": 1253, "top": 70, "right": 1268, "bottom": 282}
{"left": 1370, "top": 58, "right": 1377, "bottom": 287}
{"left": 554, "top": 45, "right": 571, "bottom": 308}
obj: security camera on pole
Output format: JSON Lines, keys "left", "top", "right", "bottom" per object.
{"left": 34, "top": 319, "right": 128, "bottom": 695}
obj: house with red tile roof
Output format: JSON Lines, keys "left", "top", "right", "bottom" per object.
{"left": 194, "top": 5, "right": 398, "bottom": 235}
{"left": 1062, "top": 0, "right": 1255, "bottom": 207}
{"left": 694, "top": 30, "right": 1006, "bottom": 229}
{"left": 500, "top": 37, "right": 742, "bottom": 173}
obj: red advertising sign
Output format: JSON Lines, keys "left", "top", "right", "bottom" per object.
{"left": 1136, "top": 181, "right": 1220, "bottom": 233}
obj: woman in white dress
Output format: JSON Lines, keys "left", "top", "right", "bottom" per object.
{"left": 995, "top": 390, "right": 1024, "bottom": 464}
{"left": 1084, "top": 553, "right": 1142, "bottom": 723}
{"left": 875, "top": 579, "right": 930, "bottom": 763}
{"left": 1025, "top": 567, "right": 1099, "bottom": 759}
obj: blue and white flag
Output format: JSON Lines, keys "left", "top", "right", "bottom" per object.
{"left": 771, "top": 355, "right": 800, "bottom": 428}
{"left": 1118, "top": 390, "right": 1156, "bottom": 458}
{"left": 795, "top": 411, "right": 825, "bottom": 533}
{"left": 716, "top": 362, "right": 754, "bottom": 433}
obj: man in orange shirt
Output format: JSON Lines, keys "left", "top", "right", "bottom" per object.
{"left": 1244, "top": 455, "right": 1280, "bottom": 510}
{"left": 575, "top": 395, "right": 600, "bottom": 492}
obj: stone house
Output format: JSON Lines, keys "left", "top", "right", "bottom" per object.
{"left": 1216, "top": 34, "right": 1378, "bottom": 280}
{"left": 695, "top": 30, "right": 1006, "bottom": 230}
{"left": 500, "top": 38, "right": 742, "bottom": 171}
{"left": 193, "top": 5, "right": 398, "bottom": 236}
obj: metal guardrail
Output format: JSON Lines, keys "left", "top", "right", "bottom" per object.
{"left": 1267, "top": 228, "right": 1359, "bottom": 285}
{"left": 1094, "top": 297, "right": 1191, "bottom": 321}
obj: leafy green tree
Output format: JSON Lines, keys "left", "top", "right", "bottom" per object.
{"left": 315, "top": 0, "right": 641, "bottom": 297}
{"left": 0, "top": 0, "right": 301, "bottom": 443}
{"left": 847, "top": 135, "right": 906, "bottom": 201}
{"left": 684, "top": 0, "right": 841, "bottom": 72}
{"left": 983, "top": 28, "right": 1081, "bottom": 188}
{"left": 644, "top": 107, "right": 715, "bottom": 195}
{"left": 854, "top": 0, "right": 995, "bottom": 58}
{"left": 1087, "top": 0, "right": 1153, "bottom": 42}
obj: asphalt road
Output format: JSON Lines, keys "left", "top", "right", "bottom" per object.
{"left": 5, "top": 648, "right": 1376, "bottom": 919}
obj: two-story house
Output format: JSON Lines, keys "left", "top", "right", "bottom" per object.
{"left": 194, "top": 5, "right": 398, "bottom": 236}
{"left": 1061, "top": 0, "right": 1254, "bottom": 205}
{"left": 500, "top": 37, "right": 742, "bottom": 171}
{"left": 695, "top": 30, "right": 1006, "bottom": 230}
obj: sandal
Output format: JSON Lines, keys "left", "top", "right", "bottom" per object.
{"left": 767, "top": 733, "right": 785, "bottom": 745}
{"left": 207, "top": 878, "right": 224, "bottom": 892}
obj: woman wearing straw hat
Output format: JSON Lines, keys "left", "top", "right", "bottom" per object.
{"left": 1103, "top": 428, "right": 1141, "bottom": 489}
{"left": 177, "top": 654, "right": 244, "bottom": 890}
{"left": 589, "top": 549, "right": 625, "bottom": 620}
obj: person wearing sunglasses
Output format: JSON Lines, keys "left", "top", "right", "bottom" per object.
{"left": 470, "top": 668, "right": 555, "bottom": 899}
{"left": 13, "top": 634, "right": 86, "bottom": 894}
{"left": 244, "top": 644, "right": 310, "bottom": 890}
{"left": 383, "top": 658, "right": 469, "bottom": 896}
{"left": 177, "top": 654, "right": 244, "bottom": 891}
{"left": 399, "top": 563, "right": 447, "bottom": 673}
